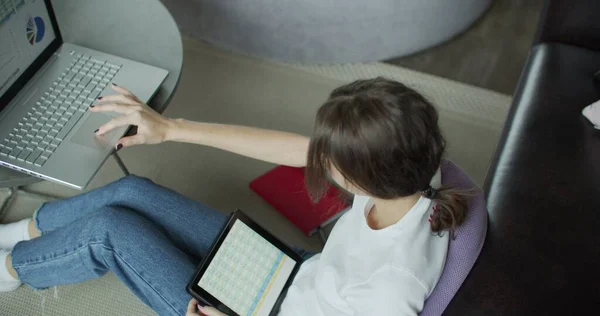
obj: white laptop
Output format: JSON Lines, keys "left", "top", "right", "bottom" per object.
{"left": 0, "top": 0, "right": 168, "bottom": 189}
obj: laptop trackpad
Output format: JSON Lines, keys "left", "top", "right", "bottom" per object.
{"left": 70, "top": 113, "right": 122, "bottom": 150}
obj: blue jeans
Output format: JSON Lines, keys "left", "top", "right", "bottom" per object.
{"left": 11, "top": 175, "right": 230, "bottom": 315}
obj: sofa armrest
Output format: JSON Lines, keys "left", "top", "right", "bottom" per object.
{"left": 445, "top": 43, "right": 600, "bottom": 315}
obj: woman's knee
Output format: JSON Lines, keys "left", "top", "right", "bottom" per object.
{"left": 112, "top": 175, "right": 156, "bottom": 196}
{"left": 91, "top": 208, "right": 145, "bottom": 239}
{"left": 91, "top": 208, "right": 164, "bottom": 254}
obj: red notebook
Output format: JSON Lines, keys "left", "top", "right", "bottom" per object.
{"left": 249, "top": 166, "right": 350, "bottom": 235}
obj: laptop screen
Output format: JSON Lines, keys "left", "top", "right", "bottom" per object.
{"left": 0, "top": 0, "right": 58, "bottom": 101}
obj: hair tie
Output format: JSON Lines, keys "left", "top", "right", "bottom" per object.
{"left": 420, "top": 185, "right": 436, "bottom": 199}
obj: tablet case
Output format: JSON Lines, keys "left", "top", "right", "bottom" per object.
{"left": 187, "top": 211, "right": 304, "bottom": 316}
{"left": 249, "top": 166, "right": 350, "bottom": 235}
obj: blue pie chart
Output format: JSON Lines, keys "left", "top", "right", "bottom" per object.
{"left": 26, "top": 16, "right": 45, "bottom": 45}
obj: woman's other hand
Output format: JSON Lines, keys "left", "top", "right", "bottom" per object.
{"left": 91, "top": 84, "right": 175, "bottom": 150}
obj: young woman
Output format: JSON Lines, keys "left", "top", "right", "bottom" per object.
{"left": 0, "top": 78, "right": 469, "bottom": 316}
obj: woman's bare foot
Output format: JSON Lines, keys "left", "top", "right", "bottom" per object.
{"left": 0, "top": 250, "right": 21, "bottom": 292}
{"left": 6, "top": 254, "right": 18, "bottom": 279}
{"left": 28, "top": 219, "right": 41, "bottom": 239}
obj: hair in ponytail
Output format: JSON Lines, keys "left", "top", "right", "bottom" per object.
{"left": 425, "top": 186, "right": 472, "bottom": 238}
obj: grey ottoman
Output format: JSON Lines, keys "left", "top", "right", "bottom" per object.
{"left": 161, "top": 0, "right": 493, "bottom": 64}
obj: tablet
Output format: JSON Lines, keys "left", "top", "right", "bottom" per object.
{"left": 187, "top": 211, "right": 303, "bottom": 316}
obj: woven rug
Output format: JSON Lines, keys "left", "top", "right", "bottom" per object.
{"left": 0, "top": 38, "right": 510, "bottom": 316}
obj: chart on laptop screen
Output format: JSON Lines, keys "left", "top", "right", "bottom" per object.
{"left": 0, "top": 0, "right": 56, "bottom": 96}
{"left": 198, "top": 220, "right": 296, "bottom": 316}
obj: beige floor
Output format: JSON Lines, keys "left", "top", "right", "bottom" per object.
{"left": 0, "top": 38, "right": 511, "bottom": 315}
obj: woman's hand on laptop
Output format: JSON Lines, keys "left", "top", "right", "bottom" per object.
{"left": 91, "top": 84, "right": 175, "bottom": 150}
{"left": 186, "top": 298, "right": 228, "bottom": 316}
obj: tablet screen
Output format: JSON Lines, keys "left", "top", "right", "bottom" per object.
{"left": 197, "top": 220, "right": 297, "bottom": 316}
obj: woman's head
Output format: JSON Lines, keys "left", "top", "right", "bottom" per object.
{"left": 306, "top": 77, "right": 468, "bottom": 235}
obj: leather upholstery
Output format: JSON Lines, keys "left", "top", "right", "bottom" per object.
{"left": 535, "top": 0, "right": 600, "bottom": 52}
{"left": 445, "top": 43, "right": 600, "bottom": 315}
{"left": 441, "top": 0, "right": 600, "bottom": 312}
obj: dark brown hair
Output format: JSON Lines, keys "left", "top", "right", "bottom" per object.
{"left": 306, "top": 77, "right": 469, "bottom": 236}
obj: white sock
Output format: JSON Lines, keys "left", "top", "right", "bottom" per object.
{"left": 0, "top": 218, "right": 32, "bottom": 250}
{"left": 0, "top": 249, "right": 21, "bottom": 292}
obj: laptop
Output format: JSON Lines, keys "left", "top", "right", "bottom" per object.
{"left": 0, "top": 0, "right": 168, "bottom": 189}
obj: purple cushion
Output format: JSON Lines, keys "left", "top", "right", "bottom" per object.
{"left": 419, "top": 160, "right": 488, "bottom": 316}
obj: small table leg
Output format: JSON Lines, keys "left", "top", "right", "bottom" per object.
{"left": 0, "top": 187, "right": 16, "bottom": 219}
{"left": 0, "top": 187, "right": 59, "bottom": 220}
{"left": 1, "top": 154, "right": 131, "bottom": 220}
{"left": 113, "top": 152, "right": 130, "bottom": 176}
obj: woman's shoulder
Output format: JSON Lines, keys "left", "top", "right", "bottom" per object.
{"left": 388, "top": 221, "right": 449, "bottom": 293}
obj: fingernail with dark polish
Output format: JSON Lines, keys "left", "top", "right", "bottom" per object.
{"left": 89, "top": 104, "right": 95, "bottom": 108}
{"left": 97, "top": 96, "right": 103, "bottom": 100}
{"left": 116, "top": 144, "right": 123, "bottom": 151}
{"left": 112, "top": 83, "right": 118, "bottom": 86}
{"left": 93, "top": 129, "right": 99, "bottom": 133}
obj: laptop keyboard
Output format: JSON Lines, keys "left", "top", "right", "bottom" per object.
{"left": 0, "top": 53, "right": 121, "bottom": 167}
